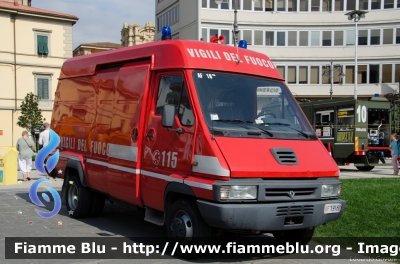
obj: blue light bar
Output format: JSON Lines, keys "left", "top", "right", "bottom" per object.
{"left": 161, "top": 26, "right": 172, "bottom": 40}
{"left": 374, "top": 93, "right": 379, "bottom": 97}
{"left": 238, "top": 40, "right": 247, "bottom": 49}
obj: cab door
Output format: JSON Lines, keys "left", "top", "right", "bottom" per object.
{"left": 141, "top": 72, "right": 196, "bottom": 211}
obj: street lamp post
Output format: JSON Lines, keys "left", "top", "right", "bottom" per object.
{"left": 345, "top": 10, "right": 368, "bottom": 100}
{"left": 322, "top": 61, "right": 345, "bottom": 99}
{"left": 214, "top": 0, "right": 259, "bottom": 47}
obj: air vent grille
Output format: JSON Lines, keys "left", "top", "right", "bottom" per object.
{"left": 270, "top": 148, "right": 298, "bottom": 165}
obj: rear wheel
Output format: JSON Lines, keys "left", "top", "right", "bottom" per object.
{"left": 66, "top": 175, "right": 91, "bottom": 218}
{"left": 356, "top": 166, "right": 374, "bottom": 171}
{"left": 273, "top": 227, "right": 315, "bottom": 245}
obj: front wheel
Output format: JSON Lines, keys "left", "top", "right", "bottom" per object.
{"left": 356, "top": 166, "right": 374, "bottom": 171}
{"left": 166, "top": 199, "right": 211, "bottom": 241}
{"left": 273, "top": 227, "right": 315, "bottom": 245}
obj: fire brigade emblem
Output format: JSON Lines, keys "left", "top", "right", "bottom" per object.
{"left": 153, "top": 150, "right": 161, "bottom": 165}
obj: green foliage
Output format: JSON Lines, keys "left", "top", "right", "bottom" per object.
{"left": 17, "top": 92, "right": 44, "bottom": 135}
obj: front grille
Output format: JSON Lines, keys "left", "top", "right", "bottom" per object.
{"left": 270, "top": 148, "right": 298, "bottom": 165}
{"left": 265, "top": 188, "right": 315, "bottom": 197}
{"left": 276, "top": 205, "right": 314, "bottom": 216}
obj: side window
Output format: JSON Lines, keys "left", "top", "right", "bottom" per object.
{"left": 37, "top": 35, "right": 49, "bottom": 56}
{"left": 155, "top": 75, "right": 194, "bottom": 126}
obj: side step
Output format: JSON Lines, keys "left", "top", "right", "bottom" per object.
{"left": 144, "top": 207, "right": 165, "bottom": 226}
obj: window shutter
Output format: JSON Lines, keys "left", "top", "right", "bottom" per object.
{"left": 37, "top": 78, "right": 43, "bottom": 99}
{"left": 43, "top": 36, "right": 49, "bottom": 55}
{"left": 43, "top": 79, "right": 49, "bottom": 99}
{"left": 37, "top": 35, "right": 44, "bottom": 54}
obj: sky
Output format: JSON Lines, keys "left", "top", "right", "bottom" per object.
{"left": 33, "top": 0, "right": 155, "bottom": 50}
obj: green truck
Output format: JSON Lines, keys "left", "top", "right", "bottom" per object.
{"left": 298, "top": 95, "right": 400, "bottom": 171}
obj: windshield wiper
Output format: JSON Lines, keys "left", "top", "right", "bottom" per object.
{"left": 264, "top": 122, "right": 309, "bottom": 138}
{"left": 214, "top": 119, "right": 273, "bottom": 137}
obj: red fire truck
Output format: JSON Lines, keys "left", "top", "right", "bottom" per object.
{"left": 51, "top": 30, "right": 345, "bottom": 244}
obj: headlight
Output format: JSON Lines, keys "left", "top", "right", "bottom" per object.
{"left": 321, "top": 184, "right": 342, "bottom": 198}
{"left": 220, "top": 186, "right": 257, "bottom": 200}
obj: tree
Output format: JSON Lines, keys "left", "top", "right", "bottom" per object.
{"left": 17, "top": 92, "right": 45, "bottom": 142}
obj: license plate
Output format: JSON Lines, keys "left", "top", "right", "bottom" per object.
{"left": 324, "top": 203, "right": 342, "bottom": 214}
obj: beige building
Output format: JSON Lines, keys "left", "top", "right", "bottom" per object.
{"left": 73, "top": 42, "right": 121, "bottom": 57}
{"left": 156, "top": 0, "right": 400, "bottom": 100}
{"left": 0, "top": 0, "right": 78, "bottom": 146}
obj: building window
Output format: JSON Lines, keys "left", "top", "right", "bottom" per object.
{"left": 288, "top": 31, "right": 297, "bottom": 46}
{"left": 202, "top": 0, "right": 207, "bottom": 8}
{"left": 370, "top": 29, "right": 380, "bottom": 45}
{"left": 323, "top": 0, "right": 332, "bottom": 11}
{"left": 209, "top": 0, "right": 218, "bottom": 8}
{"left": 335, "top": 0, "right": 344, "bottom": 11}
{"left": 265, "top": 31, "right": 274, "bottom": 45}
{"left": 299, "top": 66, "right": 308, "bottom": 84}
{"left": 243, "top": 30, "right": 252, "bottom": 45}
{"left": 358, "top": 65, "right": 367, "bottom": 84}
{"left": 244, "top": 0, "right": 252, "bottom": 10}
{"left": 288, "top": 66, "right": 297, "bottom": 84}
{"left": 359, "top": 0, "right": 369, "bottom": 10}
{"left": 277, "top": 0, "right": 286, "bottom": 11}
{"left": 311, "top": 31, "right": 320, "bottom": 46}
{"left": 265, "top": 0, "right": 274, "bottom": 11}
{"left": 254, "top": 30, "right": 263, "bottom": 45}
{"left": 36, "top": 35, "right": 49, "bottom": 56}
{"left": 346, "top": 30, "right": 355, "bottom": 45}
{"left": 277, "top": 66, "right": 285, "bottom": 79}
{"left": 383, "top": 28, "right": 393, "bottom": 44}
{"left": 395, "top": 64, "right": 400, "bottom": 82}
{"left": 310, "top": 66, "right": 319, "bottom": 84}
{"left": 371, "top": 0, "right": 381, "bottom": 9}
{"left": 382, "top": 64, "right": 392, "bottom": 83}
{"left": 288, "top": 0, "right": 297, "bottom": 11}
{"left": 384, "top": 0, "right": 394, "bottom": 8}
{"left": 311, "top": 0, "right": 320, "bottom": 11}
{"left": 334, "top": 31, "right": 343, "bottom": 46}
{"left": 346, "top": 66, "right": 355, "bottom": 84}
{"left": 254, "top": 0, "right": 263, "bottom": 10}
{"left": 221, "top": 0, "right": 229, "bottom": 9}
{"left": 210, "top": 28, "right": 218, "bottom": 40}
{"left": 358, "top": 30, "right": 368, "bottom": 45}
{"left": 221, "top": 29, "right": 230, "bottom": 44}
{"left": 36, "top": 77, "right": 50, "bottom": 100}
{"left": 347, "top": 0, "right": 356, "bottom": 10}
{"left": 396, "top": 28, "right": 400, "bottom": 44}
{"left": 369, "top": 65, "right": 380, "bottom": 84}
{"left": 277, "top": 31, "right": 286, "bottom": 46}
{"left": 323, "top": 31, "right": 332, "bottom": 46}
{"left": 299, "top": 31, "right": 308, "bottom": 46}
{"left": 322, "top": 66, "right": 330, "bottom": 84}
{"left": 300, "top": 0, "right": 309, "bottom": 11}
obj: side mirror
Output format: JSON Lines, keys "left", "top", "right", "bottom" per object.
{"left": 162, "top": 104, "right": 175, "bottom": 128}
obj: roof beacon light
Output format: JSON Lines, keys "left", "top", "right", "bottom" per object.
{"left": 238, "top": 40, "right": 247, "bottom": 49}
{"left": 374, "top": 93, "right": 379, "bottom": 97}
{"left": 161, "top": 26, "right": 172, "bottom": 40}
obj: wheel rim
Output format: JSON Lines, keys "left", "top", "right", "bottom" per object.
{"left": 67, "top": 183, "right": 79, "bottom": 211}
{"left": 170, "top": 210, "right": 193, "bottom": 239}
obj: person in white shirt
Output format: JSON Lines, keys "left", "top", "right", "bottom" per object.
{"left": 38, "top": 122, "right": 50, "bottom": 147}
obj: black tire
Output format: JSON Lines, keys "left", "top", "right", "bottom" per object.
{"left": 166, "top": 199, "right": 211, "bottom": 241}
{"left": 356, "top": 166, "right": 374, "bottom": 171}
{"left": 66, "top": 175, "right": 91, "bottom": 218}
{"left": 89, "top": 192, "right": 105, "bottom": 217}
{"left": 273, "top": 227, "right": 315, "bottom": 245}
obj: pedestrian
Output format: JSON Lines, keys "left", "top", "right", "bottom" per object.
{"left": 390, "top": 133, "right": 399, "bottom": 175}
{"left": 38, "top": 122, "right": 50, "bottom": 148}
{"left": 16, "top": 130, "right": 35, "bottom": 181}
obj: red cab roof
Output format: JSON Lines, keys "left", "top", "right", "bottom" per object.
{"left": 60, "top": 40, "right": 283, "bottom": 81}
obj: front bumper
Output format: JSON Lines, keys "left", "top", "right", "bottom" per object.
{"left": 197, "top": 199, "right": 346, "bottom": 231}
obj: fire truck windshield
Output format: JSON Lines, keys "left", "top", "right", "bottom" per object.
{"left": 192, "top": 71, "right": 317, "bottom": 140}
